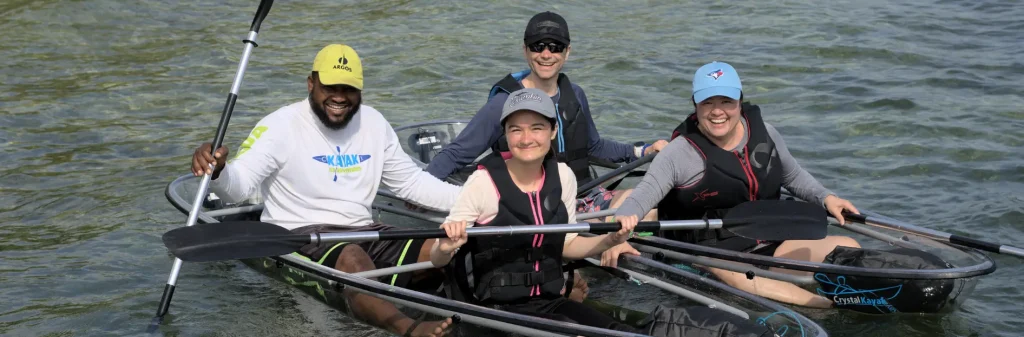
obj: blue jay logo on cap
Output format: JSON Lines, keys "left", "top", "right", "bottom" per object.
{"left": 707, "top": 69, "right": 725, "bottom": 80}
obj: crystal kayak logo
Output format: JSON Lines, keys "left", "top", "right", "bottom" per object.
{"left": 814, "top": 273, "right": 902, "bottom": 314}
{"left": 313, "top": 146, "right": 370, "bottom": 181}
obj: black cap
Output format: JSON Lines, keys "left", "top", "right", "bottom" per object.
{"left": 524, "top": 11, "right": 570, "bottom": 45}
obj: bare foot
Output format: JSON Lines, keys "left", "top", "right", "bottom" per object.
{"left": 405, "top": 317, "right": 454, "bottom": 337}
{"left": 568, "top": 271, "right": 589, "bottom": 302}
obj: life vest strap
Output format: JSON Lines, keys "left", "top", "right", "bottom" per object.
{"left": 555, "top": 147, "right": 589, "bottom": 162}
{"left": 489, "top": 266, "right": 563, "bottom": 287}
{"left": 476, "top": 246, "right": 548, "bottom": 263}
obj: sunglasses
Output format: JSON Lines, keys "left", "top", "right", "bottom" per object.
{"left": 527, "top": 41, "right": 567, "bottom": 53}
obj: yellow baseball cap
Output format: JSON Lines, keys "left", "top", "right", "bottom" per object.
{"left": 311, "top": 44, "right": 363, "bottom": 90}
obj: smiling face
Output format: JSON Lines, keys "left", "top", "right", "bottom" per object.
{"left": 695, "top": 95, "right": 743, "bottom": 147}
{"left": 523, "top": 39, "right": 570, "bottom": 81}
{"left": 307, "top": 72, "right": 361, "bottom": 130}
{"left": 503, "top": 110, "right": 557, "bottom": 164}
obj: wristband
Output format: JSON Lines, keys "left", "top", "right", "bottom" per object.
{"left": 633, "top": 141, "right": 647, "bottom": 158}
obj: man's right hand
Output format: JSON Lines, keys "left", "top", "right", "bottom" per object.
{"left": 192, "top": 142, "right": 229, "bottom": 178}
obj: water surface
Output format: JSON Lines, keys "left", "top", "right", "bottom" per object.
{"left": 1, "top": 0, "right": 1021, "bottom": 336}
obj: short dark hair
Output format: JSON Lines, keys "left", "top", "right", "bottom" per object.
{"left": 691, "top": 93, "right": 744, "bottom": 106}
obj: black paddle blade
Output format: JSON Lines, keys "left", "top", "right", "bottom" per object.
{"left": 162, "top": 221, "right": 309, "bottom": 262}
{"left": 722, "top": 200, "right": 828, "bottom": 241}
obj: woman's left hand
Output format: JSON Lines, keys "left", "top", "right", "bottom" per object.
{"left": 601, "top": 242, "right": 640, "bottom": 268}
{"left": 608, "top": 215, "right": 638, "bottom": 243}
{"left": 824, "top": 194, "right": 859, "bottom": 225}
{"left": 644, "top": 140, "right": 670, "bottom": 156}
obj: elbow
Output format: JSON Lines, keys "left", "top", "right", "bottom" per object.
{"left": 561, "top": 252, "right": 582, "bottom": 261}
{"left": 560, "top": 239, "right": 588, "bottom": 261}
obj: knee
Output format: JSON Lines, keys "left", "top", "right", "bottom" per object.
{"left": 708, "top": 268, "right": 749, "bottom": 286}
{"left": 609, "top": 189, "right": 632, "bottom": 206}
{"left": 827, "top": 235, "right": 861, "bottom": 249}
{"left": 335, "top": 244, "right": 373, "bottom": 272}
{"left": 643, "top": 209, "right": 658, "bottom": 221}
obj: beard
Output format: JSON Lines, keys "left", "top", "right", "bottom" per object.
{"left": 309, "top": 92, "right": 361, "bottom": 130}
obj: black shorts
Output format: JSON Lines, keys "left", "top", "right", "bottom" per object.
{"left": 695, "top": 236, "right": 782, "bottom": 271}
{"left": 289, "top": 223, "right": 427, "bottom": 289}
{"left": 745, "top": 240, "right": 782, "bottom": 256}
{"left": 501, "top": 297, "right": 640, "bottom": 333}
{"left": 696, "top": 236, "right": 781, "bottom": 256}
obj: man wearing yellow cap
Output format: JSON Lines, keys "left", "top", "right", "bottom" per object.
{"left": 190, "top": 44, "right": 458, "bottom": 337}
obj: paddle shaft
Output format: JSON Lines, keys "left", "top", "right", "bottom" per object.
{"left": 577, "top": 153, "right": 655, "bottom": 197}
{"left": 844, "top": 211, "right": 1024, "bottom": 259}
{"left": 309, "top": 219, "right": 721, "bottom": 245}
{"left": 583, "top": 257, "right": 751, "bottom": 319}
{"left": 352, "top": 261, "right": 434, "bottom": 279}
{"left": 151, "top": 0, "right": 273, "bottom": 328}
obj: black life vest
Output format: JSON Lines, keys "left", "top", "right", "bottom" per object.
{"left": 444, "top": 151, "right": 569, "bottom": 305}
{"left": 657, "top": 103, "right": 783, "bottom": 249}
{"left": 488, "top": 70, "right": 594, "bottom": 186}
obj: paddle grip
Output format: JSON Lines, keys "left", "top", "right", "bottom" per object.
{"left": 949, "top": 235, "right": 1001, "bottom": 253}
{"left": 250, "top": 0, "right": 274, "bottom": 33}
{"left": 378, "top": 229, "right": 447, "bottom": 241}
{"left": 588, "top": 221, "right": 661, "bottom": 234}
{"left": 210, "top": 93, "right": 237, "bottom": 153}
{"left": 841, "top": 211, "right": 867, "bottom": 223}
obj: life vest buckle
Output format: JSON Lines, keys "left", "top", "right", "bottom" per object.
{"left": 526, "top": 247, "right": 545, "bottom": 262}
{"left": 525, "top": 270, "right": 545, "bottom": 286}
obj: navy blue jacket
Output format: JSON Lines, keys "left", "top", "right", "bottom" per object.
{"left": 426, "top": 77, "right": 637, "bottom": 180}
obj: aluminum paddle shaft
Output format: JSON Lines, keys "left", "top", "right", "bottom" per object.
{"left": 311, "top": 220, "right": 720, "bottom": 244}
{"left": 149, "top": 0, "right": 274, "bottom": 332}
{"left": 161, "top": 199, "right": 829, "bottom": 263}
{"left": 162, "top": 220, "right": 721, "bottom": 263}
{"left": 846, "top": 211, "right": 1024, "bottom": 259}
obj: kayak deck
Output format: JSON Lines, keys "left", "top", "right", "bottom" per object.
{"left": 627, "top": 201, "right": 994, "bottom": 316}
{"left": 165, "top": 172, "right": 828, "bottom": 337}
{"left": 166, "top": 174, "right": 641, "bottom": 337}
{"left": 390, "top": 119, "right": 996, "bottom": 316}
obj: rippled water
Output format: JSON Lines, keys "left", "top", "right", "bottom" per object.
{"left": 1, "top": 0, "right": 1021, "bottom": 336}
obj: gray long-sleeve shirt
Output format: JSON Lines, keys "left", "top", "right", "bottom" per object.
{"left": 615, "top": 118, "right": 834, "bottom": 219}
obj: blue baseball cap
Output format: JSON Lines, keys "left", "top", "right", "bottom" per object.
{"left": 692, "top": 61, "right": 742, "bottom": 104}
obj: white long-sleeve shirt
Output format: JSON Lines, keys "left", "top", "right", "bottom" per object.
{"left": 210, "top": 98, "right": 461, "bottom": 230}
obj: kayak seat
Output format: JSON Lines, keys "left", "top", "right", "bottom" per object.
{"left": 406, "top": 128, "right": 451, "bottom": 164}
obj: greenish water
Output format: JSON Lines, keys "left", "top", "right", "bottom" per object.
{"left": 1, "top": 0, "right": 1021, "bottom": 336}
